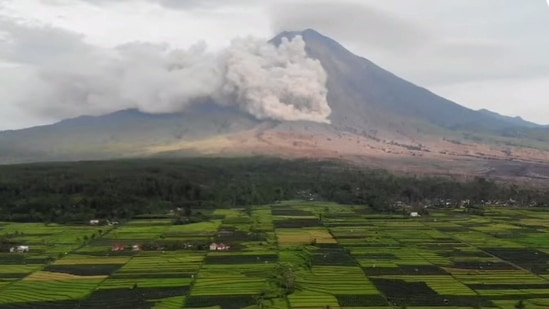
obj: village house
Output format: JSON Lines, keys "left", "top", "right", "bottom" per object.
{"left": 89, "top": 219, "right": 100, "bottom": 225}
{"left": 410, "top": 212, "right": 420, "bottom": 217}
{"left": 10, "top": 245, "right": 29, "bottom": 253}
{"left": 209, "top": 243, "right": 230, "bottom": 251}
{"left": 132, "top": 244, "right": 141, "bottom": 251}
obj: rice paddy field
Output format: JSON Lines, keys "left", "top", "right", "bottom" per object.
{"left": 2, "top": 203, "right": 549, "bottom": 308}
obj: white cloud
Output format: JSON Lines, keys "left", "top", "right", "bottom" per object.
{"left": 0, "top": 17, "right": 331, "bottom": 126}
{"left": 1, "top": 0, "right": 549, "bottom": 129}
{"left": 0, "top": 0, "right": 270, "bottom": 49}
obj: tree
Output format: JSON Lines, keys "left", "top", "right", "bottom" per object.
{"left": 515, "top": 300, "right": 525, "bottom": 309}
{"left": 272, "top": 263, "right": 299, "bottom": 294}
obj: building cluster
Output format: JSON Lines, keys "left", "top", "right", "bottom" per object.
{"left": 209, "top": 243, "right": 230, "bottom": 251}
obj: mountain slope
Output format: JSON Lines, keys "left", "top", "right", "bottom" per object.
{"left": 273, "top": 29, "right": 537, "bottom": 134}
{"left": 0, "top": 103, "right": 261, "bottom": 164}
{"left": 1, "top": 29, "right": 549, "bottom": 181}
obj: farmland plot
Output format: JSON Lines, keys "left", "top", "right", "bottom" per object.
{"left": 3, "top": 204, "right": 549, "bottom": 308}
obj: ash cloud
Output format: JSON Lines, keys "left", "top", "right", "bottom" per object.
{"left": 0, "top": 20, "right": 331, "bottom": 124}
{"left": 221, "top": 36, "right": 329, "bottom": 122}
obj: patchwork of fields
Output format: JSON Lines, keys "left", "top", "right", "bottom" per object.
{"left": 2, "top": 203, "right": 549, "bottom": 308}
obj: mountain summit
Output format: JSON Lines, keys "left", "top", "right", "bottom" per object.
{"left": 275, "top": 29, "right": 541, "bottom": 133}
{"left": 1, "top": 29, "right": 548, "bottom": 180}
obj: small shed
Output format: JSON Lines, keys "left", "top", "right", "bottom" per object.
{"left": 410, "top": 212, "right": 420, "bottom": 217}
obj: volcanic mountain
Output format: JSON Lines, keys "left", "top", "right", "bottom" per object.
{"left": 2, "top": 29, "right": 549, "bottom": 180}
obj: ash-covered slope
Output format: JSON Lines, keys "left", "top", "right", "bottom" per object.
{"left": 0, "top": 29, "right": 547, "bottom": 166}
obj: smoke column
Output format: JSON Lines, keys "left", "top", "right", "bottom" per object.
{"left": 12, "top": 35, "right": 331, "bottom": 123}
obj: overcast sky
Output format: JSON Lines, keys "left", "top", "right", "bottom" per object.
{"left": 1, "top": 0, "right": 549, "bottom": 129}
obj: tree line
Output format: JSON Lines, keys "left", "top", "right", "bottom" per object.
{"left": 0, "top": 157, "right": 548, "bottom": 223}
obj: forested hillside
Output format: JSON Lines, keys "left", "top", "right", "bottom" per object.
{"left": 0, "top": 158, "right": 547, "bottom": 223}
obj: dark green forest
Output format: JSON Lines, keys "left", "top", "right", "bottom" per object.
{"left": 0, "top": 157, "right": 547, "bottom": 223}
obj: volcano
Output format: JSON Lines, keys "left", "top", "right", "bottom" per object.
{"left": 2, "top": 29, "right": 549, "bottom": 181}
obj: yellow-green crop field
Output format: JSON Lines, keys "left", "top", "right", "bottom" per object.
{"left": 1, "top": 202, "right": 549, "bottom": 308}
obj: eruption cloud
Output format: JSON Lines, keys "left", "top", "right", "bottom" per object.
{"left": 10, "top": 35, "right": 331, "bottom": 123}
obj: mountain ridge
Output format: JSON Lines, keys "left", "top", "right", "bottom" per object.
{"left": 2, "top": 29, "right": 549, "bottom": 181}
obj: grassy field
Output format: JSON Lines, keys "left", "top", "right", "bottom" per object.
{"left": 1, "top": 202, "right": 549, "bottom": 308}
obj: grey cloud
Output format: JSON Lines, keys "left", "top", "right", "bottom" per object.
{"left": 0, "top": 19, "right": 331, "bottom": 123}
{"left": 426, "top": 41, "right": 549, "bottom": 84}
{"left": 432, "top": 77, "right": 549, "bottom": 125}
{"left": 152, "top": 0, "right": 250, "bottom": 10}
{"left": 395, "top": 36, "right": 549, "bottom": 86}
{"left": 270, "top": 1, "right": 432, "bottom": 53}
{"left": 77, "top": 0, "right": 252, "bottom": 10}
{"left": 0, "top": 17, "right": 90, "bottom": 64}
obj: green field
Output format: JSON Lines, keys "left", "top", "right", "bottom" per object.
{"left": 2, "top": 202, "right": 549, "bottom": 308}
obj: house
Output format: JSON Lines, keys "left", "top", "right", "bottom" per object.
{"left": 209, "top": 243, "right": 230, "bottom": 251}
{"left": 410, "top": 212, "right": 420, "bottom": 218}
{"left": 89, "top": 219, "right": 100, "bottom": 225}
{"left": 132, "top": 244, "right": 141, "bottom": 251}
{"left": 111, "top": 243, "right": 125, "bottom": 251}
{"left": 106, "top": 220, "right": 120, "bottom": 226}
{"left": 10, "top": 245, "right": 29, "bottom": 253}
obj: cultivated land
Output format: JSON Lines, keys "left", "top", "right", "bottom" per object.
{"left": 2, "top": 203, "right": 549, "bottom": 308}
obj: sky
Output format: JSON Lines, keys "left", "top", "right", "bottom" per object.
{"left": 1, "top": 0, "right": 549, "bottom": 129}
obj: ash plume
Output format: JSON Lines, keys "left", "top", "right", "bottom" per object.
{"left": 3, "top": 29, "right": 331, "bottom": 123}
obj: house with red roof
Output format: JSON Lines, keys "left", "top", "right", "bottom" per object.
{"left": 209, "top": 243, "right": 230, "bottom": 251}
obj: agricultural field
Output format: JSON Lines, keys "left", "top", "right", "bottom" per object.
{"left": 2, "top": 203, "right": 549, "bottom": 308}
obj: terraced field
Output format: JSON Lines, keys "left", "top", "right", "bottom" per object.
{"left": 2, "top": 203, "right": 549, "bottom": 308}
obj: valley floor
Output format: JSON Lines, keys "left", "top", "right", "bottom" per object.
{"left": 1, "top": 202, "right": 549, "bottom": 308}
